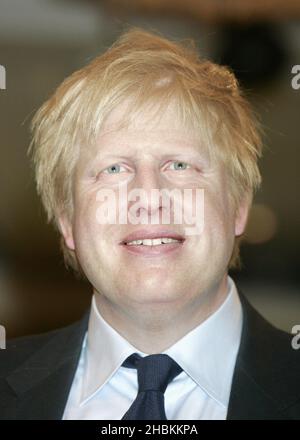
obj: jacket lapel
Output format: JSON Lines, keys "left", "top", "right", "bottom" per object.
{"left": 6, "top": 310, "right": 89, "bottom": 420}
{"left": 226, "top": 361, "right": 284, "bottom": 419}
{"left": 227, "top": 291, "right": 298, "bottom": 420}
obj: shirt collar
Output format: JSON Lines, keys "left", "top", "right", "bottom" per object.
{"left": 80, "top": 275, "right": 243, "bottom": 406}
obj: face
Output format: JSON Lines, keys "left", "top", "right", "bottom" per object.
{"left": 59, "top": 101, "right": 249, "bottom": 323}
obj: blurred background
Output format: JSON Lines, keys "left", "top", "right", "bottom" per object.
{"left": 0, "top": 0, "right": 299, "bottom": 338}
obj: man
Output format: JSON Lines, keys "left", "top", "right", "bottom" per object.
{"left": 1, "top": 28, "right": 299, "bottom": 420}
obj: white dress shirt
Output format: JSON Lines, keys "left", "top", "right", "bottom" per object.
{"left": 63, "top": 275, "right": 243, "bottom": 420}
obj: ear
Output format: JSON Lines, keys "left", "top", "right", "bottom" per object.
{"left": 58, "top": 213, "right": 75, "bottom": 251}
{"left": 234, "top": 193, "right": 252, "bottom": 237}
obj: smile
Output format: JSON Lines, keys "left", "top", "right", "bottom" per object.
{"left": 125, "top": 237, "right": 181, "bottom": 246}
{"left": 120, "top": 232, "right": 185, "bottom": 257}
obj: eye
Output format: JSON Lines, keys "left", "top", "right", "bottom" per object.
{"left": 168, "top": 161, "right": 191, "bottom": 171}
{"left": 103, "top": 164, "right": 126, "bottom": 174}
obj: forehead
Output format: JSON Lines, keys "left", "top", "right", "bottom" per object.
{"left": 95, "top": 99, "right": 207, "bottom": 154}
{"left": 101, "top": 99, "right": 191, "bottom": 136}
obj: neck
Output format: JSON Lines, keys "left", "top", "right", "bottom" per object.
{"left": 94, "top": 275, "right": 229, "bottom": 354}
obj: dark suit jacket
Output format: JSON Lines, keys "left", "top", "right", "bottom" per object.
{"left": 1, "top": 292, "right": 300, "bottom": 420}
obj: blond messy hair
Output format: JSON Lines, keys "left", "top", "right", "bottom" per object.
{"left": 28, "top": 28, "right": 262, "bottom": 277}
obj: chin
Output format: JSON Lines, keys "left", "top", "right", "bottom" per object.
{"left": 130, "top": 278, "right": 182, "bottom": 298}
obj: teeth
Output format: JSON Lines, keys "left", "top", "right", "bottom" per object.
{"left": 125, "top": 237, "right": 181, "bottom": 246}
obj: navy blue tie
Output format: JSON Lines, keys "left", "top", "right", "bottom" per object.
{"left": 121, "top": 353, "right": 183, "bottom": 420}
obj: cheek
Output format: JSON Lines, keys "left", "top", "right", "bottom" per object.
{"left": 73, "top": 195, "right": 120, "bottom": 261}
{"left": 72, "top": 197, "right": 101, "bottom": 251}
{"left": 203, "top": 190, "right": 235, "bottom": 238}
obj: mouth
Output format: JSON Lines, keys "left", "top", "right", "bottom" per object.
{"left": 119, "top": 229, "right": 185, "bottom": 257}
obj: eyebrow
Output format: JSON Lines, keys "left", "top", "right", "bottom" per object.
{"left": 90, "top": 151, "right": 210, "bottom": 165}
{"left": 91, "top": 141, "right": 209, "bottom": 158}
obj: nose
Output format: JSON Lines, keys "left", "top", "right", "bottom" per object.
{"left": 127, "top": 163, "right": 165, "bottom": 224}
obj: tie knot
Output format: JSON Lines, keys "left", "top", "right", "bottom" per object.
{"left": 122, "top": 353, "right": 182, "bottom": 394}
